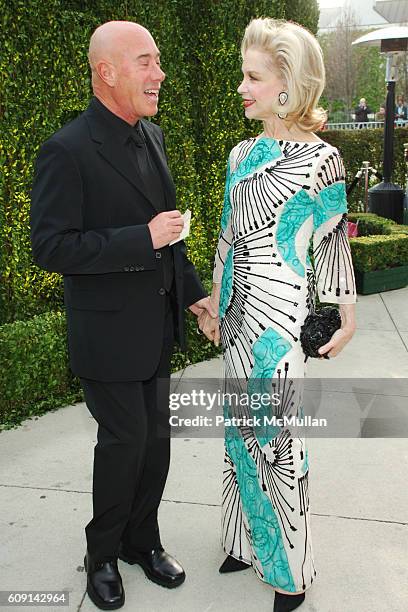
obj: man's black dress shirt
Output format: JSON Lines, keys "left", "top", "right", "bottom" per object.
{"left": 93, "top": 97, "right": 174, "bottom": 292}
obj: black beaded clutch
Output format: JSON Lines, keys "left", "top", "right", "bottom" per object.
{"left": 300, "top": 306, "right": 341, "bottom": 359}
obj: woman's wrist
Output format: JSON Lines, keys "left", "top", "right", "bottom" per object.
{"left": 339, "top": 304, "right": 356, "bottom": 333}
{"left": 341, "top": 324, "right": 356, "bottom": 337}
{"left": 211, "top": 282, "right": 221, "bottom": 308}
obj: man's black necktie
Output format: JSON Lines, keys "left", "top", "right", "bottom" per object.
{"left": 128, "top": 126, "right": 174, "bottom": 293}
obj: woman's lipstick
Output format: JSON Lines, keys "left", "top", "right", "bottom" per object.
{"left": 243, "top": 99, "right": 255, "bottom": 108}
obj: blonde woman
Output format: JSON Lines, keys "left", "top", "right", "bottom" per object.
{"left": 199, "top": 18, "right": 356, "bottom": 612}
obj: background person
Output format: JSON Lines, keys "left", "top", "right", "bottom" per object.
{"left": 375, "top": 104, "right": 386, "bottom": 122}
{"left": 395, "top": 95, "right": 408, "bottom": 122}
{"left": 354, "top": 97, "right": 372, "bottom": 127}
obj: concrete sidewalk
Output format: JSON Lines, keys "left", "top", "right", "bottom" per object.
{"left": 1, "top": 288, "right": 408, "bottom": 612}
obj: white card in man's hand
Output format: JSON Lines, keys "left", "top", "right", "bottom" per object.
{"left": 169, "top": 209, "right": 191, "bottom": 245}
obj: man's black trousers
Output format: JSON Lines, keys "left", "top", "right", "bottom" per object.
{"left": 80, "top": 293, "right": 175, "bottom": 562}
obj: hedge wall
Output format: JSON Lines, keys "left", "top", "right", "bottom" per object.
{"left": 350, "top": 233, "right": 408, "bottom": 272}
{"left": 0, "top": 0, "right": 319, "bottom": 325}
{"left": 347, "top": 212, "right": 395, "bottom": 236}
{"left": 0, "top": 311, "right": 80, "bottom": 430}
{"left": 2, "top": 1, "right": 406, "bottom": 330}
{"left": 9, "top": 2, "right": 406, "bottom": 427}
{"left": 0, "top": 0, "right": 322, "bottom": 426}
{"left": 347, "top": 213, "right": 408, "bottom": 272}
{"left": 321, "top": 127, "right": 408, "bottom": 212}
{"left": 0, "top": 306, "right": 224, "bottom": 430}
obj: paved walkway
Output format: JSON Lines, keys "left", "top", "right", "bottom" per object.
{"left": 1, "top": 288, "right": 408, "bottom": 611}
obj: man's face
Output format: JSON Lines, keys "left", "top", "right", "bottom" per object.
{"left": 113, "top": 32, "right": 165, "bottom": 122}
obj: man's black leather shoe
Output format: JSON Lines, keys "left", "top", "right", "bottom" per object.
{"left": 118, "top": 545, "right": 185, "bottom": 588}
{"left": 84, "top": 552, "right": 125, "bottom": 610}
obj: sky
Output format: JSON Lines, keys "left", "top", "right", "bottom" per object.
{"left": 318, "top": 0, "right": 345, "bottom": 7}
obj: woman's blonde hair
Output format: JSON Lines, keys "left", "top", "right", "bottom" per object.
{"left": 241, "top": 18, "right": 327, "bottom": 132}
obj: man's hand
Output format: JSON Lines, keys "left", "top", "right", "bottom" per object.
{"left": 148, "top": 210, "right": 184, "bottom": 249}
{"left": 189, "top": 296, "right": 217, "bottom": 318}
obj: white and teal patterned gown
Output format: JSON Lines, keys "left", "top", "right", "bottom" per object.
{"left": 213, "top": 135, "right": 356, "bottom": 593}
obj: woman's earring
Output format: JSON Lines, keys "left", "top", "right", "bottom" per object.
{"left": 278, "top": 91, "right": 288, "bottom": 119}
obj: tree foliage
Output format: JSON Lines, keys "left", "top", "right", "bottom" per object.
{"left": 317, "top": 5, "right": 405, "bottom": 122}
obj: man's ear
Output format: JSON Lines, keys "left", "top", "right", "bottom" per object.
{"left": 96, "top": 60, "right": 116, "bottom": 87}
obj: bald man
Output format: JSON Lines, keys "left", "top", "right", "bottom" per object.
{"left": 30, "top": 21, "right": 214, "bottom": 610}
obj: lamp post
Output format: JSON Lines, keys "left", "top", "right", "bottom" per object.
{"left": 352, "top": 27, "right": 408, "bottom": 223}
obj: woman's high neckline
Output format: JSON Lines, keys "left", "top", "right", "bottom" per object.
{"left": 256, "top": 133, "right": 324, "bottom": 144}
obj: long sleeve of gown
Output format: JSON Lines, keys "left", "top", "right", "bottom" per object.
{"left": 312, "top": 149, "right": 356, "bottom": 304}
{"left": 213, "top": 154, "right": 234, "bottom": 284}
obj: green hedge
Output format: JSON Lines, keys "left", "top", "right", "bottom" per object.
{"left": 0, "top": 311, "right": 81, "bottom": 430}
{"left": 9, "top": 0, "right": 392, "bottom": 428}
{"left": 350, "top": 234, "right": 408, "bottom": 272}
{"left": 347, "top": 212, "right": 394, "bottom": 236}
{"left": 3, "top": 2, "right": 406, "bottom": 328}
{"left": 0, "top": 0, "right": 319, "bottom": 325}
{"left": 0, "top": 0, "right": 197, "bottom": 323}
{"left": 348, "top": 213, "right": 408, "bottom": 272}
{"left": 0, "top": 0, "right": 318, "bottom": 427}
{"left": 321, "top": 128, "right": 408, "bottom": 212}
{"left": 389, "top": 224, "right": 408, "bottom": 235}
{"left": 0, "top": 306, "right": 221, "bottom": 430}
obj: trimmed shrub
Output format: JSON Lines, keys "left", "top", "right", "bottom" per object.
{"left": 350, "top": 234, "right": 408, "bottom": 272}
{"left": 0, "top": 0, "right": 319, "bottom": 324}
{"left": 389, "top": 224, "right": 408, "bottom": 235}
{"left": 321, "top": 128, "right": 408, "bottom": 212}
{"left": 347, "top": 212, "right": 395, "bottom": 236}
{"left": 0, "top": 307, "right": 220, "bottom": 430}
{"left": 0, "top": 311, "right": 81, "bottom": 430}
{"left": 347, "top": 213, "right": 408, "bottom": 273}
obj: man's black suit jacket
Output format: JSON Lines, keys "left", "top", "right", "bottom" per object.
{"left": 30, "top": 98, "right": 207, "bottom": 382}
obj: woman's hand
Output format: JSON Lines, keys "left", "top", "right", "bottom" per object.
{"left": 197, "top": 290, "right": 221, "bottom": 347}
{"left": 198, "top": 309, "right": 221, "bottom": 346}
{"left": 318, "top": 303, "right": 356, "bottom": 359}
{"left": 318, "top": 327, "right": 354, "bottom": 358}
